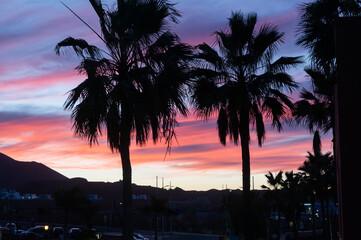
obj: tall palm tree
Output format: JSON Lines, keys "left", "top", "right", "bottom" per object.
{"left": 53, "top": 187, "right": 86, "bottom": 238}
{"left": 144, "top": 196, "right": 169, "bottom": 240}
{"left": 191, "top": 11, "right": 301, "bottom": 240}
{"left": 297, "top": 0, "right": 361, "bottom": 67}
{"left": 78, "top": 199, "right": 99, "bottom": 230}
{"left": 261, "top": 171, "right": 284, "bottom": 240}
{"left": 298, "top": 130, "right": 335, "bottom": 240}
{"left": 294, "top": 0, "right": 361, "bottom": 139}
{"left": 55, "top": 1, "right": 192, "bottom": 239}
{"left": 281, "top": 171, "right": 305, "bottom": 240}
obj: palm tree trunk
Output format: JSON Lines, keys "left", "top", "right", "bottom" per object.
{"left": 323, "top": 191, "right": 331, "bottom": 240}
{"left": 240, "top": 118, "right": 252, "bottom": 240}
{"left": 277, "top": 208, "right": 281, "bottom": 240}
{"left": 293, "top": 211, "right": 299, "bottom": 240}
{"left": 120, "top": 139, "right": 133, "bottom": 240}
{"left": 154, "top": 214, "right": 158, "bottom": 240}
{"left": 321, "top": 198, "right": 326, "bottom": 240}
{"left": 64, "top": 210, "right": 68, "bottom": 240}
{"left": 311, "top": 195, "right": 316, "bottom": 240}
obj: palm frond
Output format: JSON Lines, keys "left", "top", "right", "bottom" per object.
{"left": 55, "top": 37, "right": 102, "bottom": 59}
{"left": 269, "top": 89, "right": 294, "bottom": 110}
{"left": 251, "top": 103, "right": 265, "bottom": 146}
{"left": 269, "top": 56, "right": 303, "bottom": 72}
{"left": 217, "top": 107, "right": 228, "bottom": 145}
{"left": 262, "top": 96, "right": 286, "bottom": 131}
{"left": 228, "top": 11, "right": 257, "bottom": 50}
{"left": 255, "top": 71, "right": 298, "bottom": 93}
{"left": 195, "top": 43, "right": 223, "bottom": 69}
{"left": 313, "top": 130, "right": 322, "bottom": 156}
{"left": 250, "top": 23, "right": 284, "bottom": 65}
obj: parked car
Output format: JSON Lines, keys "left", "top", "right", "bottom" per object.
{"left": 0, "top": 227, "right": 9, "bottom": 235}
{"left": 18, "top": 230, "right": 45, "bottom": 239}
{"left": 53, "top": 226, "right": 64, "bottom": 236}
{"left": 5, "top": 223, "right": 16, "bottom": 232}
{"left": 24, "top": 225, "right": 49, "bottom": 237}
{"left": 134, "top": 233, "right": 149, "bottom": 240}
{"left": 68, "top": 228, "right": 81, "bottom": 238}
{"left": 15, "top": 229, "right": 25, "bottom": 235}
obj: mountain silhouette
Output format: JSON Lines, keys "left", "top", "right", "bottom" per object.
{"left": 0, "top": 152, "right": 68, "bottom": 189}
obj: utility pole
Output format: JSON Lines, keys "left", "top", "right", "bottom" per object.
{"left": 156, "top": 176, "right": 158, "bottom": 196}
{"left": 252, "top": 176, "right": 255, "bottom": 190}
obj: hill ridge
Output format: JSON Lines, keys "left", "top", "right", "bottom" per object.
{"left": 0, "top": 152, "right": 68, "bottom": 189}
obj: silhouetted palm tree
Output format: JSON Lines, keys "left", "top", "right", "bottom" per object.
{"left": 262, "top": 171, "right": 284, "bottom": 240}
{"left": 297, "top": 0, "right": 361, "bottom": 67}
{"left": 294, "top": 0, "right": 361, "bottom": 143}
{"left": 281, "top": 171, "right": 305, "bottom": 240}
{"left": 53, "top": 187, "right": 85, "bottom": 238}
{"left": 293, "top": 67, "right": 334, "bottom": 134}
{"left": 144, "top": 196, "right": 169, "bottom": 240}
{"left": 78, "top": 199, "right": 99, "bottom": 230}
{"left": 298, "top": 130, "right": 335, "bottom": 240}
{"left": 191, "top": 11, "right": 301, "bottom": 240}
{"left": 55, "top": 1, "right": 192, "bottom": 239}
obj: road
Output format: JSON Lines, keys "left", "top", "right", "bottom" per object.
{"left": 102, "top": 230, "right": 222, "bottom": 240}
{"left": 134, "top": 231, "right": 222, "bottom": 240}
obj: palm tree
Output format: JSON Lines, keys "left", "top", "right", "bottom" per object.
{"left": 261, "top": 171, "right": 284, "bottom": 240}
{"left": 78, "top": 199, "right": 99, "bottom": 230}
{"left": 281, "top": 171, "right": 305, "bottom": 240}
{"left": 296, "top": 0, "right": 361, "bottom": 67}
{"left": 144, "top": 196, "right": 169, "bottom": 240}
{"left": 191, "top": 11, "right": 302, "bottom": 240}
{"left": 294, "top": 0, "right": 361, "bottom": 140}
{"left": 55, "top": 1, "right": 192, "bottom": 239}
{"left": 298, "top": 130, "right": 335, "bottom": 240}
{"left": 292, "top": 67, "right": 334, "bottom": 134}
{"left": 53, "top": 187, "right": 86, "bottom": 238}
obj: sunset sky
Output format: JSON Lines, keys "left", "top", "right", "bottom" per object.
{"left": 0, "top": 0, "right": 333, "bottom": 191}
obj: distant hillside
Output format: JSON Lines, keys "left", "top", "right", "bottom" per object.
{"left": 0, "top": 152, "right": 68, "bottom": 189}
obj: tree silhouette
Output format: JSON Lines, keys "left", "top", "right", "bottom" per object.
{"left": 143, "top": 196, "right": 169, "bottom": 240}
{"left": 281, "top": 171, "right": 305, "bottom": 240}
{"left": 292, "top": 67, "right": 334, "bottom": 134}
{"left": 191, "top": 11, "right": 301, "bottom": 240}
{"left": 261, "top": 171, "right": 284, "bottom": 240}
{"left": 78, "top": 199, "right": 99, "bottom": 230}
{"left": 294, "top": 0, "right": 361, "bottom": 142}
{"left": 298, "top": 130, "right": 335, "bottom": 239}
{"left": 53, "top": 187, "right": 86, "bottom": 237}
{"left": 297, "top": 0, "right": 361, "bottom": 67}
{"left": 55, "top": 1, "right": 192, "bottom": 239}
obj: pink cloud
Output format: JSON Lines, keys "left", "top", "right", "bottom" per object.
{"left": 0, "top": 109, "right": 324, "bottom": 177}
